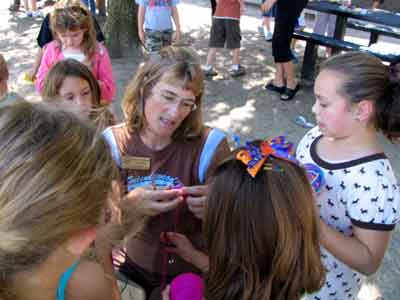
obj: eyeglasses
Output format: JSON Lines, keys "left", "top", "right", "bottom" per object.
{"left": 151, "top": 86, "right": 197, "bottom": 112}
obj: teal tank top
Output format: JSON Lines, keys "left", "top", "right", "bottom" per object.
{"left": 56, "top": 261, "right": 80, "bottom": 300}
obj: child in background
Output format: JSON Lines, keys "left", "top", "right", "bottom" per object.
{"left": 24, "top": 0, "right": 105, "bottom": 83}
{"left": 203, "top": 0, "right": 246, "bottom": 78}
{"left": 41, "top": 59, "right": 116, "bottom": 129}
{"left": 136, "top": 0, "right": 181, "bottom": 54}
{"left": 260, "top": 0, "right": 276, "bottom": 41}
{"left": 0, "top": 54, "right": 24, "bottom": 108}
{"left": 0, "top": 102, "right": 119, "bottom": 300}
{"left": 296, "top": 52, "right": 400, "bottom": 300}
{"left": 35, "top": 5, "right": 115, "bottom": 103}
{"left": 163, "top": 141, "right": 326, "bottom": 300}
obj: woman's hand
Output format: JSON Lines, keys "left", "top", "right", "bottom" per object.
{"left": 164, "top": 232, "right": 210, "bottom": 272}
{"left": 183, "top": 185, "right": 208, "bottom": 220}
{"left": 121, "top": 187, "right": 183, "bottom": 218}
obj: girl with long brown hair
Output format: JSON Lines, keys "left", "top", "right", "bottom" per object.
{"left": 163, "top": 140, "right": 326, "bottom": 300}
{"left": 41, "top": 59, "right": 115, "bottom": 129}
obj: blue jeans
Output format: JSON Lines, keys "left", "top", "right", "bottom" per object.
{"left": 81, "top": 0, "right": 96, "bottom": 14}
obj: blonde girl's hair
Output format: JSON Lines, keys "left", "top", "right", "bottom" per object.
{"left": 204, "top": 144, "right": 325, "bottom": 300}
{"left": 41, "top": 59, "right": 114, "bottom": 129}
{"left": 122, "top": 46, "right": 205, "bottom": 140}
{"left": 0, "top": 102, "right": 118, "bottom": 298}
{"left": 321, "top": 52, "right": 400, "bottom": 141}
{"left": 50, "top": 5, "right": 97, "bottom": 58}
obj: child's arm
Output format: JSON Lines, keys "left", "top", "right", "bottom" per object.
{"left": 171, "top": 5, "right": 181, "bottom": 43}
{"left": 319, "top": 219, "right": 392, "bottom": 275}
{"left": 166, "top": 232, "right": 209, "bottom": 273}
{"left": 137, "top": 4, "right": 146, "bottom": 44}
{"left": 96, "top": 44, "right": 116, "bottom": 103}
{"left": 239, "top": 0, "right": 245, "bottom": 16}
{"left": 35, "top": 42, "right": 57, "bottom": 93}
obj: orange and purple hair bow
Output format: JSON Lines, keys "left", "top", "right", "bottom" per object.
{"left": 236, "top": 136, "right": 324, "bottom": 193}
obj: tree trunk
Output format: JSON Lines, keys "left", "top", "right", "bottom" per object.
{"left": 104, "top": 0, "right": 140, "bottom": 58}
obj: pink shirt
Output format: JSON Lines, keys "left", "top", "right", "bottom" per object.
{"left": 36, "top": 41, "right": 116, "bottom": 103}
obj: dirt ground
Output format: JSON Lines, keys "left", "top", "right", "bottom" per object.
{"left": 1, "top": 0, "right": 399, "bottom": 299}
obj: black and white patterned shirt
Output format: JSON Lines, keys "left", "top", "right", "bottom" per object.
{"left": 297, "top": 127, "right": 400, "bottom": 300}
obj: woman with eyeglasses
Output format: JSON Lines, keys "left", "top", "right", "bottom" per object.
{"left": 102, "top": 46, "right": 230, "bottom": 299}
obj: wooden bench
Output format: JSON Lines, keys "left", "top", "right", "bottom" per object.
{"left": 293, "top": 30, "right": 400, "bottom": 80}
{"left": 347, "top": 19, "right": 400, "bottom": 45}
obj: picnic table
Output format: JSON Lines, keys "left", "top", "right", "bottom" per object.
{"left": 307, "top": 0, "right": 400, "bottom": 52}
{"left": 295, "top": 0, "right": 400, "bottom": 80}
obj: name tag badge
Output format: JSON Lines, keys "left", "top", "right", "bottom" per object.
{"left": 121, "top": 156, "right": 151, "bottom": 170}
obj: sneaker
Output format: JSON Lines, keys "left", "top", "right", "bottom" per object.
{"left": 32, "top": 10, "right": 44, "bottom": 18}
{"left": 264, "top": 31, "right": 273, "bottom": 41}
{"left": 202, "top": 66, "right": 218, "bottom": 77}
{"left": 24, "top": 11, "right": 33, "bottom": 17}
{"left": 230, "top": 65, "right": 246, "bottom": 77}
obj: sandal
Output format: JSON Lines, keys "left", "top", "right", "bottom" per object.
{"left": 280, "top": 84, "right": 300, "bottom": 101}
{"left": 265, "top": 81, "right": 285, "bottom": 94}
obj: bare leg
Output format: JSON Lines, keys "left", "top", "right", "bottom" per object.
{"left": 23, "top": 0, "right": 29, "bottom": 11}
{"left": 206, "top": 48, "right": 217, "bottom": 66}
{"left": 263, "top": 16, "right": 271, "bottom": 31}
{"left": 232, "top": 48, "right": 240, "bottom": 66}
{"left": 30, "top": 0, "right": 37, "bottom": 11}
{"left": 273, "top": 63, "right": 285, "bottom": 87}
{"left": 282, "top": 60, "right": 297, "bottom": 89}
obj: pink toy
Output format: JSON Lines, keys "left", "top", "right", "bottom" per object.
{"left": 170, "top": 273, "right": 204, "bottom": 300}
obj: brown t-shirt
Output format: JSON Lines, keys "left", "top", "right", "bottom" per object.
{"left": 108, "top": 123, "right": 230, "bottom": 277}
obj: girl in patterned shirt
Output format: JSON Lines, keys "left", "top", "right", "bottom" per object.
{"left": 297, "top": 52, "right": 400, "bottom": 300}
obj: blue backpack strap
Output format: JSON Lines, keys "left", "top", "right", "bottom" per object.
{"left": 56, "top": 261, "right": 80, "bottom": 300}
{"left": 198, "top": 128, "right": 226, "bottom": 184}
{"left": 102, "top": 127, "right": 122, "bottom": 168}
